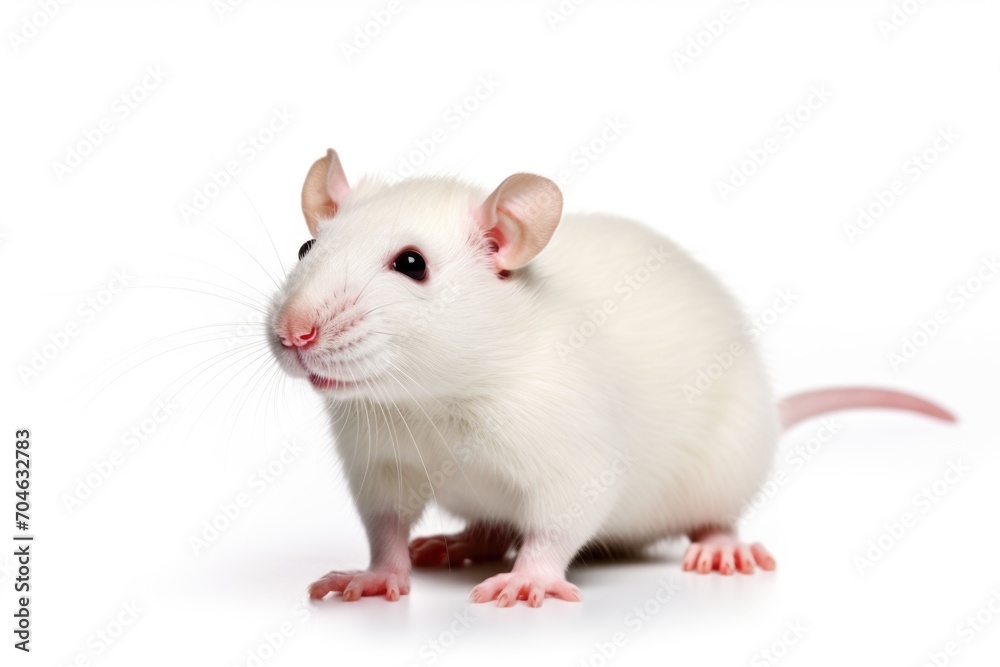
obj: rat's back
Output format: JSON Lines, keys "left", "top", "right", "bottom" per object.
{"left": 529, "top": 213, "right": 780, "bottom": 544}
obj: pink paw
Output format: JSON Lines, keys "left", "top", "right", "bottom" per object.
{"left": 469, "top": 572, "right": 581, "bottom": 608}
{"left": 308, "top": 569, "right": 410, "bottom": 601}
{"left": 682, "top": 531, "right": 775, "bottom": 575}
{"left": 410, "top": 524, "right": 513, "bottom": 568}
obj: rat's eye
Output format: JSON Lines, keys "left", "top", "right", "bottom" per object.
{"left": 298, "top": 239, "right": 315, "bottom": 260}
{"left": 391, "top": 250, "right": 427, "bottom": 282}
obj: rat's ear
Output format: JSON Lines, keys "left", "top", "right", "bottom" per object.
{"left": 477, "top": 173, "right": 563, "bottom": 271}
{"left": 301, "top": 148, "right": 350, "bottom": 236}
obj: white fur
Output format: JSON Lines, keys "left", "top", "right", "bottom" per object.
{"left": 271, "top": 175, "right": 779, "bottom": 573}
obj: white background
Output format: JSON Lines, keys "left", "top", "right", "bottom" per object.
{"left": 3, "top": 0, "right": 1000, "bottom": 665}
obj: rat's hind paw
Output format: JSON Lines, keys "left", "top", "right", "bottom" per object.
{"left": 410, "top": 523, "right": 513, "bottom": 568}
{"left": 308, "top": 568, "right": 410, "bottom": 602}
{"left": 469, "top": 572, "right": 581, "bottom": 608}
{"left": 682, "top": 529, "right": 775, "bottom": 575}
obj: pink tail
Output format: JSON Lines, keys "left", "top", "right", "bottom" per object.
{"left": 779, "top": 387, "right": 957, "bottom": 430}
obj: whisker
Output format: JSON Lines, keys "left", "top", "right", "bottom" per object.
{"left": 367, "top": 377, "right": 403, "bottom": 515}
{"left": 82, "top": 331, "right": 271, "bottom": 408}
{"left": 232, "top": 351, "right": 281, "bottom": 438}
{"left": 354, "top": 270, "right": 380, "bottom": 304}
{"left": 356, "top": 301, "right": 412, "bottom": 319}
{"left": 203, "top": 217, "right": 282, "bottom": 290}
{"left": 171, "top": 253, "right": 278, "bottom": 305}
{"left": 221, "top": 354, "right": 281, "bottom": 467}
{"left": 123, "top": 283, "right": 267, "bottom": 313}
{"left": 381, "top": 366, "right": 451, "bottom": 569}
{"left": 181, "top": 344, "right": 277, "bottom": 447}
{"left": 380, "top": 357, "right": 490, "bottom": 520}
{"left": 162, "top": 340, "right": 273, "bottom": 410}
{"left": 231, "top": 179, "right": 288, "bottom": 279}
{"left": 355, "top": 379, "right": 377, "bottom": 499}
{"left": 80, "top": 321, "right": 267, "bottom": 394}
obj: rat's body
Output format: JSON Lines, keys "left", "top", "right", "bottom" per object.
{"left": 333, "top": 211, "right": 776, "bottom": 547}
{"left": 270, "top": 150, "right": 954, "bottom": 606}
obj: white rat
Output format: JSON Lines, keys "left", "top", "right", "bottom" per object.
{"left": 269, "top": 149, "right": 955, "bottom": 607}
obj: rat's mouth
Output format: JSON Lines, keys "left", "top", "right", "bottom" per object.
{"left": 290, "top": 346, "right": 378, "bottom": 393}
{"left": 307, "top": 373, "right": 358, "bottom": 391}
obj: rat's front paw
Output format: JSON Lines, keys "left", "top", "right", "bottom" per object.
{"left": 470, "top": 571, "right": 581, "bottom": 608}
{"left": 308, "top": 568, "right": 410, "bottom": 602}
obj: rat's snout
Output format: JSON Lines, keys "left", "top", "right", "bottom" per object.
{"left": 277, "top": 308, "right": 319, "bottom": 349}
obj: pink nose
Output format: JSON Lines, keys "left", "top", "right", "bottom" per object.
{"left": 279, "top": 319, "right": 319, "bottom": 348}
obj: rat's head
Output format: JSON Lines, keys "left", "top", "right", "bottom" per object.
{"left": 269, "top": 149, "right": 562, "bottom": 402}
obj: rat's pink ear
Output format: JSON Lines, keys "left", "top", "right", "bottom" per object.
{"left": 301, "top": 148, "right": 350, "bottom": 236}
{"left": 477, "top": 173, "right": 563, "bottom": 271}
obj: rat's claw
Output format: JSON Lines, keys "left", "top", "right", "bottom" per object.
{"left": 695, "top": 546, "right": 716, "bottom": 573}
{"left": 750, "top": 542, "right": 776, "bottom": 570}
{"left": 308, "top": 568, "right": 410, "bottom": 601}
{"left": 308, "top": 572, "right": 354, "bottom": 599}
{"left": 718, "top": 544, "right": 736, "bottom": 575}
{"left": 734, "top": 544, "right": 756, "bottom": 574}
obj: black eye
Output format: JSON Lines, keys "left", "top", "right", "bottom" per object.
{"left": 298, "top": 239, "right": 315, "bottom": 260}
{"left": 392, "top": 250, "right": 427, "bottom": 281}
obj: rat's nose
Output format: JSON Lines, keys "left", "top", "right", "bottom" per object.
{"left": 279, "top": 316, "right": 319, "bottom": 348}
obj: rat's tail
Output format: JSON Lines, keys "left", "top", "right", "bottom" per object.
{"left": 779, "top": 387, "right": 957, "bottom": 431}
